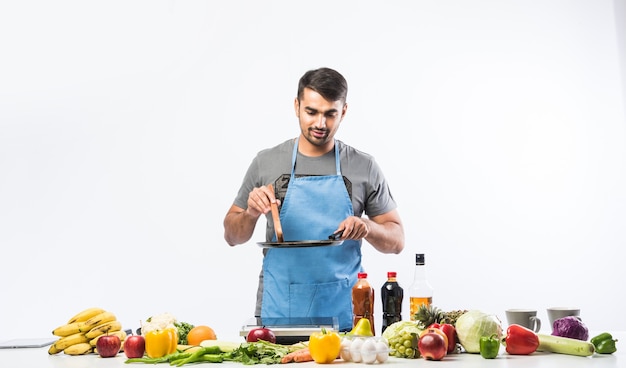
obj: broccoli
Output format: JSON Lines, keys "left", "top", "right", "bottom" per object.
{"left": 175, "top": 321, "right": 195, "bottom": 345}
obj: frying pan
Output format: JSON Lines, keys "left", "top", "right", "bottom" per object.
{"left": 257, "top": 239, "right": 344, "bottom": 248}
{"left": 258, "top": 188, "right": 344, "bottom": 249}
{"left": 257, "top": 231, "right": 344, "bottom": 248}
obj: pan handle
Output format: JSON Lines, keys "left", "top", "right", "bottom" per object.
{"left": 328, "top": 230, "right": 344, "bottom": 241}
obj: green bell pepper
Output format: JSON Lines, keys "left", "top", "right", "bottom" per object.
{"left": 590, "top": 332, "right": 617, "bottom": 354}
{"left": 479, "top": 334, "right": 500, "bottom": 359}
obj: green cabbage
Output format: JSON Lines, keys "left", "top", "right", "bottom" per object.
{"left": 381, "top": 320, "right": 422, "bottom": 340}
{"left": 455, "top": 310, "right": 503, "bottom": 353}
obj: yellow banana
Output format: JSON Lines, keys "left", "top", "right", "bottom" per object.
{"left": 67, "top": 307, "right": 106, "bottom": 324}
{"left": 89, "top": 330, "right": 127, "bottom": 347}
{"left": 64, "top": 342, "right": 93, "bottom": 355}
{"left": 48, "top": 343, "right": 62, "bottom": 355}
{"left": 79, "top": 311, "right": 117, "bottom": 333}
{"left": 52, "top": 322, "right": 83, "bottom": 337}
{"left": 53, "top": 332, "right": 90, "bottom": 350}
{"left": 85, "top": 320, "right": 123, "bottom": 339}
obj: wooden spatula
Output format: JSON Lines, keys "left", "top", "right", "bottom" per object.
{"left": 267, "top": 184, "right": 284, "bottom": 242}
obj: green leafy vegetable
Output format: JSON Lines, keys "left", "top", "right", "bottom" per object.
{"left": 382, "top": 320, "right": 422, "bottom": 340}
{"left": 224, "top": 340, "right": 293, "bottom": 365}
{"left": 175, "top": 321, "right": 195, "bottom": 345}
{"left": 125, "top": 339, "right": 298, "bottom": 366}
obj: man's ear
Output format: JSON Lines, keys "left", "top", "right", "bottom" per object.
{"left": 294, "top": 98, "right": 300, "bottom": 118}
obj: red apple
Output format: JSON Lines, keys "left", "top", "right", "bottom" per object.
{"left": 124, "top": 335, "right": 146, "bottom": 359}
{"left": 427, "top": 323, "right": 457, "bottom": 353}
{"left": 246, "top": 327, "right": 276, "bottom": 343}
{"left": 97, "top": 334, "right": 121, "bottom": 358}
{"left": 418, "top": 332, "right": 447, "bottom": 361}
{"left": 419, "top": 327, "right": 449, "bottom": 351}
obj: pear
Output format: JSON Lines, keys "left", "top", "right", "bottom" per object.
{"left": 350, "top": 318, "right": 374, "bottom": 336}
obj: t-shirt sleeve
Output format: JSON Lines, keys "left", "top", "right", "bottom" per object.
{"left": 364, "top": 158, "right": 398, "bottom": 217}
{"left": 233, "top": 155, "right": 261, "bottom": 209}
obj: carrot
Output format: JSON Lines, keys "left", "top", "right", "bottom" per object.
{"left": 281, "top": 348, "right": 313, "bottom": 363}
{"left": 293, "top": 348, "right": 313, "bottom": 363}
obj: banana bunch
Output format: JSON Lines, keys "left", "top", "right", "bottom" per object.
{"left": 48, "top": 307, "right": 126, "bottom": 355}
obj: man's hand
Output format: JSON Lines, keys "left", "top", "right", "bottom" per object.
{"left": 224, "top": 185, "right": 281, "bottom": 246}
{"left": 336, "top": 216, "right": 370, "bottom": 240}
{"left": 333, "top": 210, "right": 404, "bottom": 254}
{"left": 246, "top": 185, "right": 280, "bottom": 218}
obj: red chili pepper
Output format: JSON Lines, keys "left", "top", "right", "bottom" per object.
{"left": 428, "top": 323, "right": 457, "bottom": 354}
{"left": 504, "top": 324, "right": 539, "bottom": 355}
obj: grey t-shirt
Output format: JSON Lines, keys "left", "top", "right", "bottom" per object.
{"left": 233, "top": 138, "right": 397, "bottom": 241}
{"left": 232, "top": 138, "right": 398, "bottom": 317}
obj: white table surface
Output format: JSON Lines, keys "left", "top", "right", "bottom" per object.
{"left": 1, "top": 332, "right": 622, "bottom": 368}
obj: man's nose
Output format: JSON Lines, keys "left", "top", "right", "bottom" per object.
{"left": 315, "top": 115, "right": 327, "bottom": 128}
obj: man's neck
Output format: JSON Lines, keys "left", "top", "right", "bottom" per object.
{"left": 297, "top": 136, "right": 334, "bottom": 157}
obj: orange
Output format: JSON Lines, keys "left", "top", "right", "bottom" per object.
{"left": 187, "top": 325, "right": 217, "bottom": 346}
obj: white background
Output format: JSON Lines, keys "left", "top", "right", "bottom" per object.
{"left": 1, "top": 1, "right": 625, "bottom": 342}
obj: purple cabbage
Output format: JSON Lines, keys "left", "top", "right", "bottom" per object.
{"left": 551, "top": 316, "right": 589, "bottom": 340}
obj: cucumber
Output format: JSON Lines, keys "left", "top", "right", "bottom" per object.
{"left": 536, "top": 334, "right": 595, "bottom": 357}
{"left": 199, "top": 339, "right": 241, "bottom": 352}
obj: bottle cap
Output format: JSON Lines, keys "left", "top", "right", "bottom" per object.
{"left": 415, "top": 253, "right": 425, "bottom": 265}
{"left": 387, "top": 272, "right": 397, "bottom": 278}
{"left": 358, "top": 272, "right": 367, "bottom": 278}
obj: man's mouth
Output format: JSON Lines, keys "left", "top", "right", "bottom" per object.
{"left": 310, "top": 128, "right": 327, "bottom": 139}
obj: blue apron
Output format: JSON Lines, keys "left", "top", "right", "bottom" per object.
{"left": 261, "top": 140, "right": 362, "bottom": 331}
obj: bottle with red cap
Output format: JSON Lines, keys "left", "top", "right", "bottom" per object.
{"left": 351, "top": 272, "right": 375, "bottom": 335}
{"left": 381, "top": 271, "right": 404, "bottom": 333}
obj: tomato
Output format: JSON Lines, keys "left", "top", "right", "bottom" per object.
{"left": 187, "top": 325, "right": 217, "bottom": 346}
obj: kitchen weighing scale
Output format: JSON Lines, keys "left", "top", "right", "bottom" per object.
{"left": 240, "top": 317, "right": 338, "bottom": 345}
{"left": 0, "top": 337, "right": 57, "bottom": 349}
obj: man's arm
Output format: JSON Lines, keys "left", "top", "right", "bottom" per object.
{"left": 336, "top": 209, "right": 404, "bottom": 254}
{"left": 364, "top": 209, "right": 404, "bottom": 254}
{"left": 223, "top": 205, "right": 259, "bottom": 246}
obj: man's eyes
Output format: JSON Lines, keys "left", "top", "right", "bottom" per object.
{"left": 306, "top": 110, "right": 337, "bottom": 118}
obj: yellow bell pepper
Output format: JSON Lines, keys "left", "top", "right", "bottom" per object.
{"left": 309, "top": 328, "right": 341, "bottom": 364}
{"left": 145, "top": 327, "right": 178, "bottom": 358}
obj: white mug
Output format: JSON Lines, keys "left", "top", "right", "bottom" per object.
{"left": 547, "top": 307, "right": 581, "bottom": 327}
{"left": 505, "top": 309, "right": 542, "bottom": 332}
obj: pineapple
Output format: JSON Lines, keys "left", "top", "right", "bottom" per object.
{"left": 413, "top": 304, "right": 444, "bottom": 329}
{"left": 414, "top": 304, "right": 468, "bottom": 328}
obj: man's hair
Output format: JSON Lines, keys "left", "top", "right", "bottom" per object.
{"left": 297, "top": 67, "right": 348, "bottom": 103}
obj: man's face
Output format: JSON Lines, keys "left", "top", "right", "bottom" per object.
{"left": 295, "top": 88, "right": 347, "bottom": 152}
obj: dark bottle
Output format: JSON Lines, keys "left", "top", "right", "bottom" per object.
{"left": 381, "top": 271, "right": 404, "bottom": 333}
{"left": 352, "top": 272, "right": 375, "bottom": 335}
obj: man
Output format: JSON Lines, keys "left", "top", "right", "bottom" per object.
{"left": 223, "top": 67, "right": 404, "bottom": 331}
